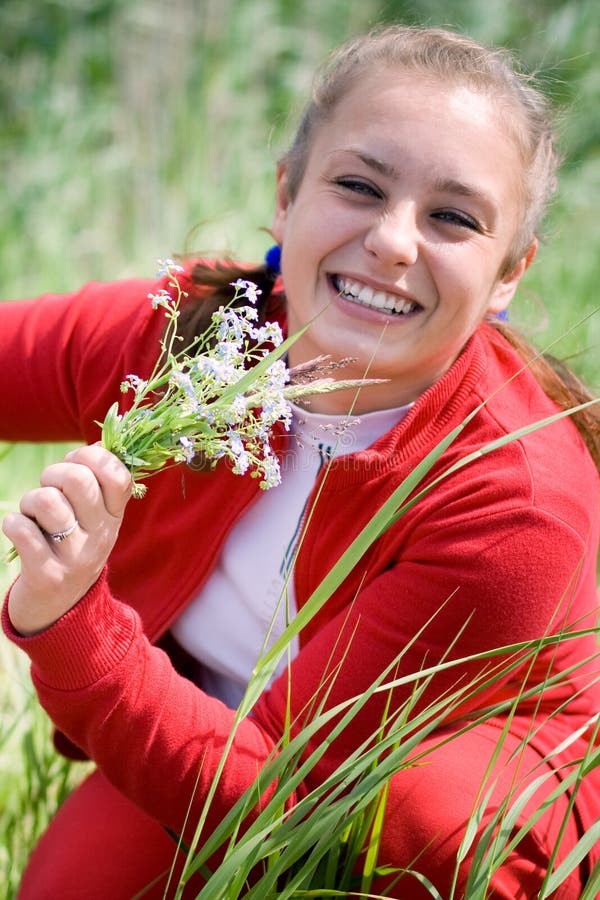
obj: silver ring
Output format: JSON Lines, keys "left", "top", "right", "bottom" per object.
{"left": 48, "top": 520, "right": 79, "bottom": 542}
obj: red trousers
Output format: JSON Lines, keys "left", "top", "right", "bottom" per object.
{"left": 18, "top": 718, "right": 598, "bottom": 899}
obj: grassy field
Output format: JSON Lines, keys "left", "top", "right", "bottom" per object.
{"left": 1, "top": 0, "right": 599, "bottom": 895}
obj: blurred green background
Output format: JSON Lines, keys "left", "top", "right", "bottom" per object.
{"left": 1, "top": 0, "right": 599, "bottom": 391}
{"left": 0, "top": 3, "right": 599, "bottom": 893}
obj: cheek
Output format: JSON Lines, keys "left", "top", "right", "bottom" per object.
{"left": 283, "top": 226, "right": 326, "bottom": 282}
{"left": 431, "top": 244, "right": 498, "bottom": 293}
{"left": 289, "top": 198, "right": 357, "bottom": 250}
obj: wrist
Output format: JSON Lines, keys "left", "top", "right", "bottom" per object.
{"left": 2, "top": 569, "right": 141, "bottom": 694}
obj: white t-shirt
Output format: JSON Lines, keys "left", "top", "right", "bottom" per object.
{"left": 170, "top": 401, "right": 412, "bottom": 708}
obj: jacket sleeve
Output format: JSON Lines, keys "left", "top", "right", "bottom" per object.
{"left": 0, "top": 277, "right": 167, "bottom": 442}
{"left": 1, "top": 575, "right": 285, "bottom": 846}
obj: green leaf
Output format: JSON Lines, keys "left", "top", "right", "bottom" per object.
{"left": 98, "top": 401, "right": 120, "bottom": 451}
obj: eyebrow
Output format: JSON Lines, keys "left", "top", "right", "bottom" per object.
{"left": 432, "top": 177, "right": 495, "bottom": 208}
{"left": 343, "top": 150, "right": 400, "bottom": 179}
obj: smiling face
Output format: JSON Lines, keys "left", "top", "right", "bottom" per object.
{"left": 272, "top": 69, "right": 536, "bottom": 413}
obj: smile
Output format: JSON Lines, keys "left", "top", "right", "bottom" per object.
{"left": 332, "top": 275, "right": 418, "bottom": 316}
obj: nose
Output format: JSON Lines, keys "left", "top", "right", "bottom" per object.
{"left": 363, "top": 202, "right": 420, "bottom": 267}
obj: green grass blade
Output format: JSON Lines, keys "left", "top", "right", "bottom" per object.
{"left": 389, "top": 397, "right": 600, "bottom": 525}
{"left": 540, "top": 820, "right": 600, "bottom": 898}
{"left": 238, "top": 409, "right": 482, "bottom": 708}
{"left": 580, "top": 857, "right": 600, "bottom": 900}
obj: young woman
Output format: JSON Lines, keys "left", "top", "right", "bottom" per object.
{"left": 2, "top": 25, "right": 600, "bottom": 899}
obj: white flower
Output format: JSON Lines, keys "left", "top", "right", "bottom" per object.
{"left": 148, "top": 289, "right": 175, "bottom": 311}
{"left": 156, "top": 258, "right": 185, "bottom": 277}
{"left": 230, "top": 279, "right": 262, "bottom": 304}
{"left": 170, "top": 370, "right": 196, "bottom": 399}
{"left": 267, "top": 358, "right": 289, "bottom": 380}
{"left": 178, "top": 435, "right": 195, "bottom": 462}
{"left": 214, "top": 340, "right": 244, "bottom": 366}
{"left": 227, "top": 431, "right": 245, "bottom": 457}
{"left": 195, "top": 355, "right": 239, "bottom": 385}
{"left": 232, "top": 451, "right": 251, "bottom": 475}
{"left": 260, "top": 451, "right": 282, "bottom": 489}
{"left": 214, "top": 306, "right": 259, "bottom": 342}
{"left": 222, "top": 394, "right": 248, "bottom": 426}
{"left": 260, "top": 394, "right": 292, "bottom": 430}
{"left": 121, "top": 374, "right": 148, "bottom": 394}
{"left": 193, "top": 402, "right": 215, "bottom": 425}
{"left": 250, "top": 321, "right": 283, "bottom": 346}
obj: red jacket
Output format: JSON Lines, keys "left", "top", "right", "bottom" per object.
{"left": 2, "top": 269, "right": 600, "bottom": 865}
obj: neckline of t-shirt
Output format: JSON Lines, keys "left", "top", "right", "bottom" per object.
{"left": 290, "top": 400, "right": 413, "bottom": 455}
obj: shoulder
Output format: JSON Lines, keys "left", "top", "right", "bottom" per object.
{"left": 333, "top": 322, "right": 597, "bottom": 528}
{"left": 475, "top": 324, "right": 598, "bottom": 513}
{"left": 396, "top": 323, "right": 599, "bottom": 547}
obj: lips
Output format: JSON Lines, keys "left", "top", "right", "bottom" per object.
{"left": 332, "top": 275, "right": 419, "bottom": 315}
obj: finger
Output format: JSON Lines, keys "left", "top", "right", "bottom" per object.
{"left": 3, "top": 511, "right": 93, "bottom": 636}
{"left": 2, "top": 511, "right": 53, "bottom": 562}
{"left": 39, "top": 451, "right": 131, "bottom": 530}
{"left": 38, "top": 462, "right": 104, "bottom": 533}
{"left": 63, "top": 445, "right": 131, "bottom": 517}
{"left": 19, "top": 485, "right": 77, "bottom": 537}
{"left": 16, "top": 488, "right": 83, "bottom": 562}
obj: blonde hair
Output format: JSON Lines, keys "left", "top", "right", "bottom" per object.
{"left": 283, "top": 25, "right": 561, "bottom": 271}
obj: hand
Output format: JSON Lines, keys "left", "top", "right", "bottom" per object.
{"left": 2, "top": 445, "right": 131, "bottom": 636}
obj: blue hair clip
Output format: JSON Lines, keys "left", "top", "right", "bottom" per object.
{"left": 264, "top": 244, "right": 281, "bottom": 275}
{"left": 496, "top": 310, "right": 509, "bottom": 321}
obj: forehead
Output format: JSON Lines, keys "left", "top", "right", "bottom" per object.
{"left": 320, "top": 71, "right": 511, "bottom": 155}
{"left": 308, "top": 69, "right": 524, "bottom": 208}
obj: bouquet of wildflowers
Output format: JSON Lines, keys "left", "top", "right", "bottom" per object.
{"left": 99, "top": 259, "right": 371, "bottom": 498}
{"left": 3, "top": 259, "right": 374, "bottom": 563}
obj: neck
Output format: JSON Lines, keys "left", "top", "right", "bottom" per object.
{"left": 288, "top": 348, "right": 426, "bottom": 413}
{"left": 294, "top": 380, "right": 419, "bottom": 415}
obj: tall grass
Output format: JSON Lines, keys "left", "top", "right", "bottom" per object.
{"left": 1, "top": 0, "right": 599, "bottom": 895}
{"left": 163, "top": 394, "right": 600, "bottom": 898}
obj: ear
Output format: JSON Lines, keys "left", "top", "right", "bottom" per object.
{"left": 271, "top": 162, "right": 292, "bottom": 245}
{"left": 487, "top": 239, "right": 538, "bottom": 314}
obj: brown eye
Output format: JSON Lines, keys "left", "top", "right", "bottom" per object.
{"left": 433, "top": 210, "right": 481, "bottom": 232}
{"left": 335, "top": 178, "right": 383, "bottom": 199}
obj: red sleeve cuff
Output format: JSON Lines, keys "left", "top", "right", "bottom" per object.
{"left": 2, "top": 569, "right": 139, "bottom": 692}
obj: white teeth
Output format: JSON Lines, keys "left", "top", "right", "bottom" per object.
{"left": 357, "top": 284, "right": 374, "bottom": 304}
{"left": 335, "top": 276, "right": 416, "bottom": 316}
